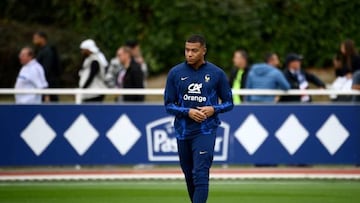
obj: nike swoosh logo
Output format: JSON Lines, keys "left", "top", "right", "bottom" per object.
{"left": 199, "top": 151, "right": 208, "bottom": 155}
{"left": 181, "top": 77, "right": 189, "bottom": 81}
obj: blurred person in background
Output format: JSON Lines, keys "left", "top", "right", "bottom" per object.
{"left": 15, "top": 47, "right": 48, "bottom": 104}
{"left": 280, "top": 53, "right": 325, "bottom": 103}
{"left": 33, "top": 31, "right": 61, "bottom": 102}
{"left": 229, "top": 50, "right": 249, "bottom": 104}
{"left": 245, "top": 57, "right": 290, "bottom": 103}
{"left": 116, "top": 46, "right": 144, "bottom": 102}
{"left": 265, "top": 52, "right": 281, "bottom": 68}
{"left": 104, "top": 51, "right": 124, "bottom": 88}
{"left": 79, "top": 39, "right": 108, "bottom": 102}
{"left": 265, "top": 52, "right": 282, "bottom": 102}
{"left": 331, "top": 39, "right": 360, "bottom": 101}
{"left": 125, "top": 40, "right": 148, "bottom": 86}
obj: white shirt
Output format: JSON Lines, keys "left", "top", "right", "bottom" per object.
{"left": 14, "top": 59, "right": 48, "bottom": 104}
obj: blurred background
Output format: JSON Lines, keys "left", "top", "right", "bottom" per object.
{"left": 1, "top": 0, "right": 359, "bottom": 89}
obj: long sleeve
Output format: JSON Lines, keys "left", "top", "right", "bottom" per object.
{"left": 36, "top": 50, "right": 52, "bottom": 74}
{"left": 82, "top": 61, "right": 99, "bottom": 88}
{"left": 164, "top": 71, "right": 189, "bottom": 117}
{"left": 213, "top": 71, "right": 234, "bottom": 113}
{"left": 245, "top": 72, "right": 253, "bottom": 102}
{"left": 305, "top": 72, "right": 325, "bottom": 88}
{"left": 104, "top": 59, "right": 120, "bottom": 88}
{"left": 276, "top": 72, "right": 291, "bottom": 90}
{"left": 123, "top": 62, "right": 145, "bottom": 101}
{"left": 131, "top": 66, "right": 144, "bottom": 88}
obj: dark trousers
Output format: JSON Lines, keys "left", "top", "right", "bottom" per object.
{"left": 42, "top": 94, "right": 59, "bottom": 102}
{"left": 177, "top": 132, "right": 216, "bottom": 203}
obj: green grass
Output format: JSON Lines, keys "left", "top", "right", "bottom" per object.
{"left": 0, "top": 180, "right": 359, "bottom": 203}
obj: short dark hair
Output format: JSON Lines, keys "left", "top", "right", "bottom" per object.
{"left": 34, "top": 31, "right": 48, "bottom": 40}
{"left": 186, "top": 34, "right": 206, "bottom": 47}
{"left": 235, "top": 49, "right": 248, "bottom": 60}
{"left": 264, "top": 52, "right": 276, "bottom": 63}
{"left": 125, "top": 40, "right": 139, "bottom": 48}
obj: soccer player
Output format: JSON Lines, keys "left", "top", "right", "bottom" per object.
{"left": 164, "top": 35, "right": 234, "bottom": 203}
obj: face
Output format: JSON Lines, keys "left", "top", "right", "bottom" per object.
{"left": 131, "top": 45, "right": 140, "bottom": 57}
{"left": 269, "top": 54, "right": 280, "bottom": 67}
{"left": 19, "top": 48, "right": 32, "bottom": 65}
{"left": 32, "top": 34, "right": 43, "bottom": 46}
{"left": 288, "top": 60, "right": 301, "bottom": 71}
{"left": 185, "top": 42, "right": 206, "bottom": 65}
{"left": 117, "top": 48, "right": 130, "bottom": 65}
{"left": 233, "top": 52, "right": 247, "bottom": 69}
{"left": 81, "top": 49, "right": 91, "bottom": 57}
{"left": 340, "top": 43, "right": 346, "bottom": 55}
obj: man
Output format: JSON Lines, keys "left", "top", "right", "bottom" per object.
{"left": 125, "top": 40, "right": 148, "bottom": 80}
{"left": 229, "top": 50, "right": 249, "bottom": 104}
{"left": 116, "top": 46, "right": 145, "bottom": 102}
{"left": 265, "top": 52, "right": 282, "bottom": 102}
{"left": 79, "top": 39, "right": 108, "bottom": 102}
{"left": 15, "top": 47, "right": 48, "bottom": 104}
{"left": 280, "top": 53, "right": 326, "bottom": 102}
{"left": 104, "top": 50, "right": 125, "bottom": 88}
{"left": 265, "top": 52, "right": 281, "bottom": 68}
{"left": 33, "top": 31, "right": 61, "bottom": 101}
{"left": 246, "top": 58, "right": 290, "bottom": 102}
{"left": 164, "top": 35, "right": 233, "bottom": 203}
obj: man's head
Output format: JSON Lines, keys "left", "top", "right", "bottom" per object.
{"left": 265, "top": 52, "right": 280, "bottom": 68}
{"left": 80, "top": 39, "right": 99, "bottom": 57}
{"left": 232, "top": 50, "right": 248, "bottom": 69}
{"left": 33, "top": 31, "right": 48, "bottom": 47}
{"left": 285, "top": 53, "right": 302, "bottom": 71}
{"left": 185, "top": 35, "right": 206, "bottom": 67}
{"left": 19, "top": 47, "right": 35, "bottom": 65}
{"left": 340, "top": 39, "right": 357, "bottom": 56}
{"left": 125, "top": 40, "right": 140, "bottom": 57}
{"left": 117, "top": 46, "right": 132, "bottom": 67}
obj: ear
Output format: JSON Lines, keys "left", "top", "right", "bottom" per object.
{"left": 203, "top": 47, "right": 207, "bottom": 55}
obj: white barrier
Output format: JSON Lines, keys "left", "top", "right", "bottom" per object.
{"left": 0, "top": 88, "right": 359, "bottom": 104}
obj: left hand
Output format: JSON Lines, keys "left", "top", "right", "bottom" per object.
{"left": 197, "top": 106, "right": 215, "bottom": 118}
{"left": 44, "top": 95, "right": 50, "bottom": 103}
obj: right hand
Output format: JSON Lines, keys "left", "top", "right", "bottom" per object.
{"left": 188, "top": 108, "right": 207, "bottom": 123}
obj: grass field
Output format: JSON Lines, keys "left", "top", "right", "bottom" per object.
{"left": 0, "top": 180, "right": 359, "bottom": 203}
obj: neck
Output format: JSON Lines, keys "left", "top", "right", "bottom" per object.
{"left": 124, "top": 59, "right": 131, "bottom": 68}
{"left": 39, "top": 42, "right": 47, "bottom": 47}
{"left": 268, "top": 63, "right": 275, "bottom": 67}
{"left": 190, "top": 59, "right": 205, "bottom": 70}
{"left": 24, "top": 59, "right": 33, "bottom": 66}
{"left": 289, "top": 68, "right": 297, "bottom": 73}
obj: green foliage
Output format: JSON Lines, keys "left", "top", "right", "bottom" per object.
{"left": 1, "top": 0, "right": 360, "bottom": 86}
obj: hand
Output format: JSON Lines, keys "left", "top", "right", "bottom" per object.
{"left": 136, "top": 56, "right": 144, "bottom": 64}
{"left": 44, "top": 95, "right": 50, "bottom": 103}
{"left": 333, "top": 58, "right": 341, "bottom": 69}
{"left": 189, "top": 108, "right": 207, "bottom": 123}
{"left": 197, "top": 106, "right": 215, "bottom": 118}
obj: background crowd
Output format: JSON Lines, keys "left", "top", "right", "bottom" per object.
{"left": 229, "top": 39, "right": 360, "bottom": 103}
{"left": 13, "top": 31, "right": 360, "bottom": 104}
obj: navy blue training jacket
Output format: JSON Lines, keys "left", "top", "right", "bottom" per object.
{"left": 164, "top": 61, "right": 233, "bottom": 140}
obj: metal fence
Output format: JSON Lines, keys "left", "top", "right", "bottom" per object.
{"left": 0, "top": 88, "right": 359, "bottom": 104}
